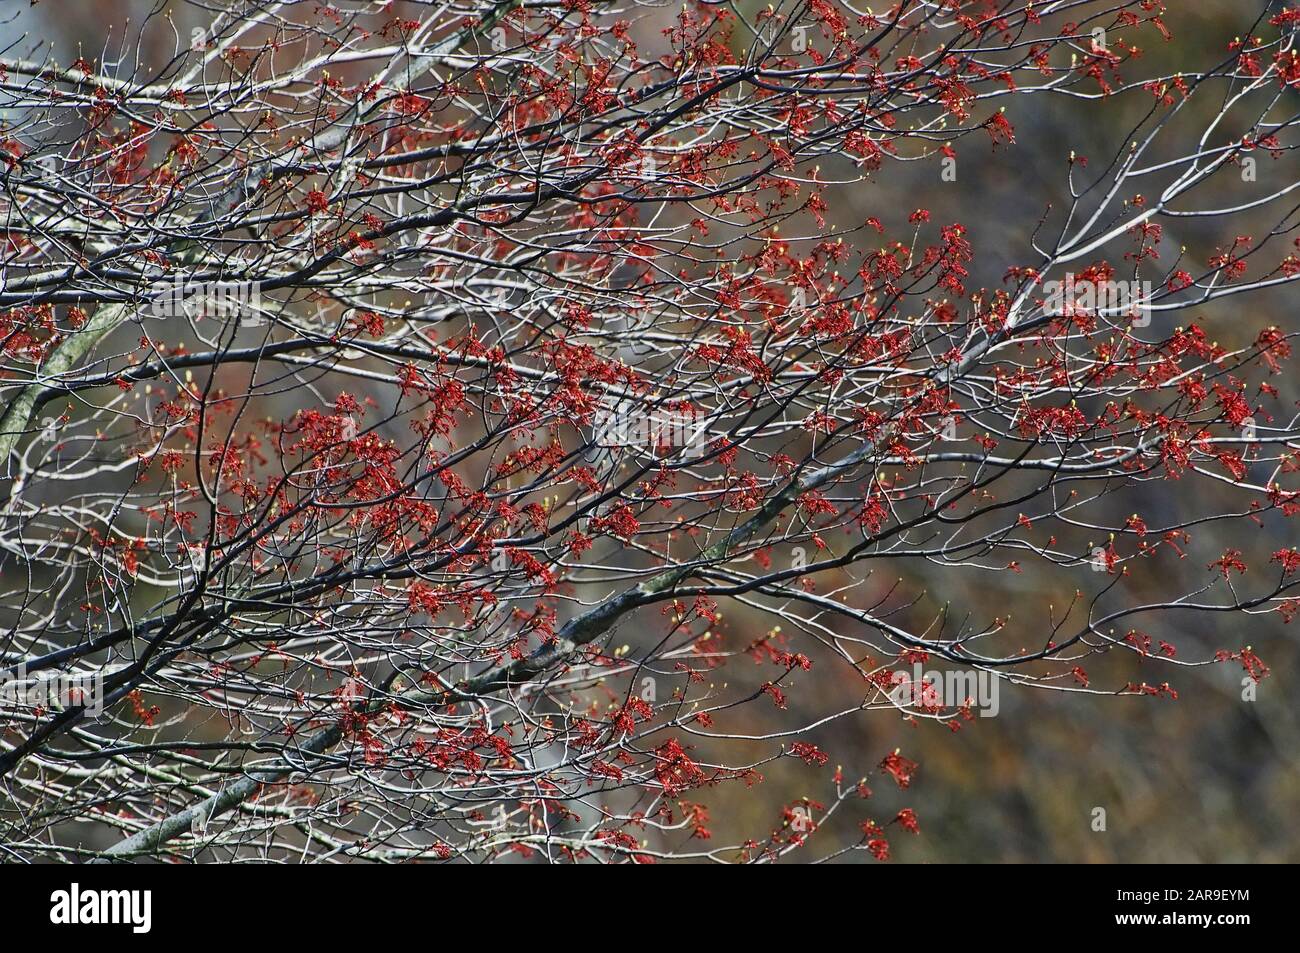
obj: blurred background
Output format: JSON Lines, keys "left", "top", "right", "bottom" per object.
{"left": 3, "top": 0, "right": 1296, "bottom": 862}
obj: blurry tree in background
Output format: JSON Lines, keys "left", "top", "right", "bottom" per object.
{"left": 0, "top": 0, "right": 1298, "bottom": 862}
